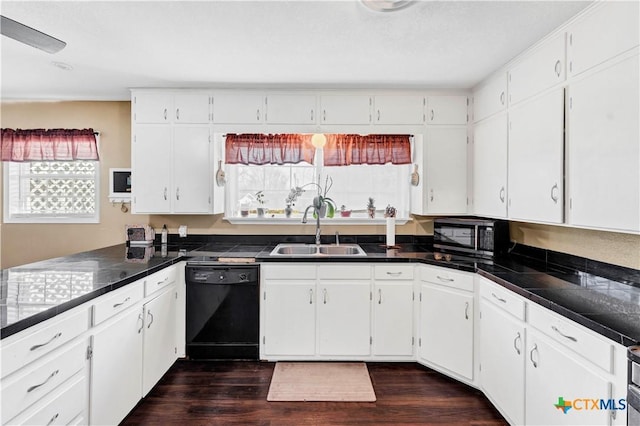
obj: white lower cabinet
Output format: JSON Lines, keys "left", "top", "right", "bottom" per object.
{"left": 372, "top": 282, "right": 414, "bottom": 357}
{"left": 418, "top": 266, "right": 474, "bottom": 382}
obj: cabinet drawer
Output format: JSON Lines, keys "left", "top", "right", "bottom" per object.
{"left": 478, "top": 278, "right": 526, "bottom": 321}
{"left": 93, "top": 280, "right": 144, "bottom": 326}
{"left": 419, "top": 266, "right": 473, "bottom": 292}
{"left": 8, "top": 373, "right": 86, "bottom": 426}
{"left": 374, "top": 264, "right": 414, "bottom": 280}
{"left": 1, "top": 339, "right": 86, "bottom": 423}
{"left": 144, "top": 265, "right": 177, "bottom": 297}
{"left": 528, "top": 303, "right": 613, "bottom": 373}
{"left": 1, "top": 308, "right": 89, "bottom": 378}
{"left": 318, "top": 264, "right": 371, "bottom": 280}
{"left": 262, "top": 264, "right": 316, "bottom": 280}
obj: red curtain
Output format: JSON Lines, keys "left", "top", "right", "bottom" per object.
{"left": 323, "top": 134, "right": 411, "bottom": 166}
{"left": 1, "top": 128, "right": 99, "bottom": 162}
{"left": 225, "top": 134, "right": 315, "bottom": 165}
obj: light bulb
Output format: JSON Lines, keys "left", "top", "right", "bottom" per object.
{"left": 311, "top": 133, "right": 327, "bottom": 148}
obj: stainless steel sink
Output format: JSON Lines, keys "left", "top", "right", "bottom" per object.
{"left": 270, "top": 243, "right": 366, "bottom": 257}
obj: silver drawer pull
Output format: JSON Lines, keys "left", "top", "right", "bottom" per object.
{"left": 464, "top": 302, "right": 469, "bottom": 320}
{"left": 378, "top": 289, "right": 382, "bottom": 305}
{"left": 530, "top": 343, "right": 539, "bottom": 368}
{"left": 27, "top": 369, "right": 59, "bottom": 393}
{"left": 552, "top": 325, "right": 577, "bottom": 342}
{"left": 137, "top": 313, "right": 144, "bottom": 334}
{"left": 491, "top": 293, "right": 507, "bottom": 303}
{"left": 147, "top": 310, "right": 154, "bottom": 328}
{"left": 157, "top": 277, "right": 169, "bottom": 286}
{"left": 323, "top": 288, "right": 328, "bottom": 304}
{"left": 309, "top": 289, "right": 313, "bottom": 305}
{"left": 46, "top": 413, "right": 59, "bottom": 426}
{"left": 437, "top": 275, "right": 454, "bottom": 282}
{"left": 386, "top": 271, "right": 403, "bottom": 277}
{"left": 30, "top": 332, "right": 62, "bottom": 351}
{"left": 513, "top": 332, "right": 522, "bottom": 355}
{"left": 113, "top": 296, "right": 131, "bottom": 308}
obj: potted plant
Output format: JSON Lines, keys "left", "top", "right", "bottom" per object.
{"left": 312, "top": 175, "right": 336, "bottom": 219}
{"left": 285, "top": 186, "right": 305, "bottom": 218}
{"left": 367, "top": 197, "right": 376, "bottom": 219}
{"left": 255, "top": 191, "right": 267, "bottom": 217}
{"left": 339, "top": 204, "right": 352, "bottom": 217}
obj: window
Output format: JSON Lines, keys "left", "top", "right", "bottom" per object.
{"left": 4, "top": 160, "right": 99, "bottom": 223}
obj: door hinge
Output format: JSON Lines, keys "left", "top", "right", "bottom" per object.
{"left": 86, "top": 344, "right": 93, "bottom": 360}
{"left": 412, "top": 336, "right": 415, "bottom": 346}
{"left": 370, "top": 336, "right": 373, "bottom": 345}
{"left": 479, "top": 363, "right": 482, "bottom": 372}
{"left": 174, "top": 347, "right": 177, "bottom": 354}
{"left": 412, "top": 291, "right": 415, "bottom": 301}
{"left": 466, "top": 114, "right": 469, "bottom": 122}
{"left": 420, "top": 293, "right": 422, "bottom": 302}
{"left": 370, "top": 291, "right": 372, "bottom": 301}
{"left": 418, "top": 338, "right": 421, "bottom": 347}
{"left": 263, "top": 292, "right": 266, "bottom": 300}
{"left": 263, "top": 336, "right": 266, "bottom": 345}
{"left": 175, "top": 291, "right": 178, "bottom": 299}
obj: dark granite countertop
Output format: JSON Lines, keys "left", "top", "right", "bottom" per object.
{"left": 2, "top": 238, "right": 638, "bottom": 348}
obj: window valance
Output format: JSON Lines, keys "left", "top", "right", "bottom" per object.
{"left": 225, "top": 134, "right": 315, "bottom": 165}
{"left": 1, "top": 128, "right": 99, "bottom": 162}
{"left": 323, "top": 134, "right": 411, "bottom": 166}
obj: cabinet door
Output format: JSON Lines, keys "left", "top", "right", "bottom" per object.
{"left": 213, "top": 94, "right": 263, "bottom": 124}
{"left": 420, "top": 283, "right": 473, "bottom": 380}
{"left": 526, "top": 329, "right": 611, "bottom": 426}
{"left": 320, "top": 94, "right": 372, "bottom": 125}
{"left": 426, "top": 96, "right": 467, "bottom": 125}
{"left": 568, "top": 1, "right": 640, "bottom": 77}
{"left": 173, "top": 126, "right": 211, "bottom": 213}
{"left": 265, "top": 94, "right": 317, "bottom": 124}
{"left": 131, "top": 126, "right": 172, "bottom": 213}
{"left": 472, "top": 113, "right": 508, "bottom": 218}
{"left": 133, "top": 93, "right": 172, "bottom": 123}
{"left": 90, "top": 306, "right": 143, "bottom": 426}
{"left": 263, "top": 281, "right": 316, "bottom": 356}
{"left": 479, "top": 298, "right": 525, "bottom": 426}
{"left": 509, "top": 33, "right": 566, "bottom": 105}
{"left": 142, "top": 286, "right": 177, "bottom": 396}
{"left": 373, "top": 282, "right": 413, "bottom": 356}
{"left": 318, "top": 282, "right": 371, "bottom": 356}
{"left": 425, "top": 127, "right": 468, "bottom": 214}
{"left": 508, "top": 89, "right": 564, "bottom": 224}
{"left": 174, "top": 93, "right": 211, "bottom": 124}
{"left": 473, "top": 72, "right": 507, "bottom": 122}
{"left": 374, "top": 95, "right": 425, "bottom": 125}
{"left": 567, "top": 54, "right": 640, "bottom": 232}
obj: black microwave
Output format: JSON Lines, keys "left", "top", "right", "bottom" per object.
{"left": 433, "top": 218, "right": 510, "bottom": 259}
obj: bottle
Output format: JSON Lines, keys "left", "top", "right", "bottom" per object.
{"left": 161, "top": 224, "right": 168, "bottom": 244}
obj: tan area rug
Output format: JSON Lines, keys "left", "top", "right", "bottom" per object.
{"left": 267, "top": 362, "right": 376, "bottom": 402}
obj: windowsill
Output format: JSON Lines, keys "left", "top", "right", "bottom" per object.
{"left": 223, "top": 216, "right": 411, "bottom": 225}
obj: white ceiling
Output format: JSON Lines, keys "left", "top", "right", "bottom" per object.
{"left": 0, "top": 0, "right": 592, "bottom": 101}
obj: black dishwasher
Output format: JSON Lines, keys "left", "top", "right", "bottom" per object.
{"left": 185, "top": 263, "right": 259, "bottom": 360}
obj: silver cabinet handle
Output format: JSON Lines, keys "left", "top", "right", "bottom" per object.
{"left": 377, "top": 110, "right": 381, "bottom": 121}
{"left": 554, "top": 60, "right": 561, "bottom": 77}
{"left": 30, "top": 332, "right": 62, "bottom": 351}
{"left": 464, "top": 302, "right": 469, "bottom": 320}
{"left": 163, "top": 187, "right": 167, "bottom": 201}
{"left": 176, "top": 187, "right": 180, "bottom": 201}
{"left": 437, "top": 275, "right": 454, "bottom": 282}
{"left": 27, "top": 369, "right": 59, "bottom": 393}
{"left": 499, "top": 186, "right": 505, "bottom": 203}
{"left": 310, "top": 109, "right": 314, "bottom": 121}
{"left": 430, "top": 189, "right": 434, "bottom": 202}
{"left": 513, "top": 332, "right": 522, "bottom": 355}
{"left": 163, "top": 108, "right": 167, "bottom": 121}
{"left": 552, "top": 325, "right": 577, "bottom": 342}
{"left": 137, "top": 313, "right": 144, "bottom": 334}
{"left": 491, "top": 292, "right": 506, "bottom": 303}
{"left": 323, "top": 288, "right": 327, "bottom": 305}
{"left": 309, "top": 288, "right": 313, "bottom": 305}
{"left": 386, "top": 271, "right": 403, "bottom": 277}
{"left": 378, "top": 289, "right": 382, "bottom": 305}
{"left": 46, "top": 413, "right": 59, "bottom": 426}
{"left": 550, "top": 183, "right": 559, "bottom": 204}
{"left": 255, "top": 109, "right": 260, "bottom": 121}
{"left": 500, "top": 91, "right": 505, "bottom": 105}
{"left": 147, "top": 310, "right": 154, "bottom": 329}
{"left": 157, "top": 277, "right": 169, "bottom": 287}
{"left": 113, "top": 296, "right": 131, "bottom": 309}
{"left": 530, "top": 343, "right": 539, "bottom": 368}
{"left": 430, "top": 109, "right": 434, "bottom": 121}
{"left": 176, "top": 108, "right": 180, "bottom": 121}
{"left": 323, "top": 109, "right": 326, "bottom": 122}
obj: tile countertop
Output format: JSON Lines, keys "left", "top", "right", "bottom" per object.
{"left": 1, "top": 241, "right": 639, "bottom": 347}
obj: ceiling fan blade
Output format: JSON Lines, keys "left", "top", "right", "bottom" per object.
{"left": 1, "top": 15, "right": 66, "bottom": 53}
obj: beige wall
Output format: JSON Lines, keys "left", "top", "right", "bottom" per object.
{"left": 1, "top": 101, "right": 638, "bottom": 270}
{"left": 0, "top": 101, "right": 148, "bottom": 268}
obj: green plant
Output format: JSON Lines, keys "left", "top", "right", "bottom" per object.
{"left": 367, "top": 197, "right": 375, "bottom": 210}
{"left": 311, "top": 175, "right": 336, "bottom": 218}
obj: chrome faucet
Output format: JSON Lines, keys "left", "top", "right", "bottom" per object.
{"left": 302, "top": 196, "right": 322, "bottom": 245}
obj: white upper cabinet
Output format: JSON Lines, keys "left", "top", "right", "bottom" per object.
{"left": 133, "top": 92, "right": 173, "bottom": 123}
{"left": 131, "top": 126, "right": 172, "bottom": 214}
{"left": 265, "top": 94, "right": 317, "bottom": 124}
{"left": 425, "top": 127, "right": 468, "bottom": 214}
{"left": 508, "top": 89, "right": 564, "bottom": 224}
{"left": 567, "top": 1, "right": 640, "bottom": 77}
{"left": 172, "top": 127, "right": 212, "bottom": 214}
{"left": 374, "top": 95, "right": 425, "bottom": 125}
{"left": 567, "top": 54, "right": 640, "bottom": 233}
{"left": 508, "top": 32, "right": 566, "bottom": 105}
{"left": 473, "top": 72, "right": 507, "bottom": 122}
{"left": 320, "top": 94, "right": 372, "bottom": 125}
{"left": 472, "top": 113, "right": 508, "bottom": 218}
{"left": 173, "top": 93, "right": 211, "bottom": 124}
{"left": 213, "top": 94, "right": 264, "bottom": 124}
{"left": 426, "top": 96, "right": 467, "bottom": 125}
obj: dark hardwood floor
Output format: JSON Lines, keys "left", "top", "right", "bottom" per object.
{"left": 123, "top": 361, "right": 508, "bottom": 425}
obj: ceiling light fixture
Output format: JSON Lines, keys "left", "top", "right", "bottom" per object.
{"left": 0, "top": 15, "right": 66, "bottom": 54}
{"left": 361, "top": 0, "right": 414, "bottom": 12}
{"left": 311, "top": 133, "right": 327, "bottom": 148}
{"left": 51, "top": 61, "right": 73, "bottom": 71}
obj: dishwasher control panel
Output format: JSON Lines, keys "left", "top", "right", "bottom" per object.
{"left": 186, "top": 264, "right": 258, "bottom": 284}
